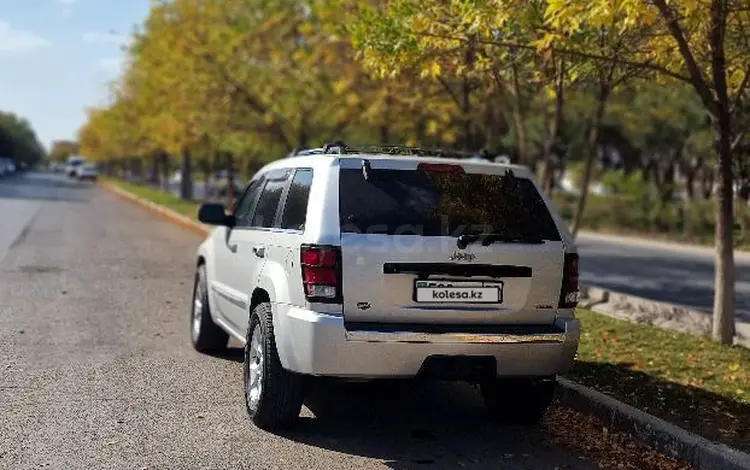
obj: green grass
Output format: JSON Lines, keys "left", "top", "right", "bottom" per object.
{"left": 105, "top": 178, "right": 200, "bottom": 219}
{"left": 570, "top": 309, "right": 750, "bottom": 451}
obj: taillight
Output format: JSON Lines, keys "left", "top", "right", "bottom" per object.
{"left": 300, "top": 245, "right": 342, "bottom": 303}
{"left": 559, "top": 253, "right": 579, "bottom": 308}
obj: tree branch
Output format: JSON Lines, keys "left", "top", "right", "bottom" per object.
{"left": 413, "top": 31, "right": 692, "bottom": 82}
{"left": 651, "top": 0, "right": 718, "bottom": 114}
{"left": 731, "top": 68, "right": 750, "bottom": 113}
{"left": 731, "top": 131, "right": 744, "bottom": 151}
{"left": 436, "top": 76, "right": 463, "bottom": 108}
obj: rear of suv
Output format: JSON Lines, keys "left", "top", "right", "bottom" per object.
{"left": 192, "top": 145, "right": 580, "bottom": 430}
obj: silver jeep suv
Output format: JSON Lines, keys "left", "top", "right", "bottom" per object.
{"left": 191, "top": 145, "right": 580, "bottom": 430}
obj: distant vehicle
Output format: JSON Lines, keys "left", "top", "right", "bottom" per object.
{"left": 75, "top": 163, "right": 98, "bottom": 182}
{"left": 66, "top": 156, "right": 86, "bottom": 178}
{"left": 0, "top": 158, "right": 17, "bottom": 176}
{"left": 170, "top": 171, "right": 182, "bottom": 185}
{"left": 190, "top": 144, "right": 580, "bottom": 430}
{"left": 50, "top": 162, "right": 67, "bottom": 173}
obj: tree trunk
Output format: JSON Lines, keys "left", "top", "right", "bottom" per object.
{"left": 226, "top": 153, "right": 236, "bottom": 209}
{"left": 540, "top": 63, "right": 565, "bottom": 194}
{"left": 381, "top": 90, "right": 392, "bottom": 145}
{"left": 149, "top": 155, "right": 159, "bottom": 187}
{"left": 203, "top": 160, "right": 212, "bottom": 202}
{"left": 160, "top": 153, "right": 170, "bottom": 192}
{"left": 712, "top": 113, "right": 736, "bottom": 344}
{"left": 245, "top": 157, "right": 255, "bottom": 181}
{"left": 510, "top": 59, "right": 528, "bottom": 165}
{"left": 380, "top": 125, "right": 390, "bottom": 145}
{"left": 461, "top": 76, "right": 473, "bottom": 150}
{"left": 684, "top": 166, "right": 696, "bottom": 200}
{"left": 179, "top": 147, "right": 193, "bottom": 201}
{"left": 706, "top": 0, "right": 734, "bottom": 344}
{"left": 701, "top": 169, "right": 714, "bottom": 199}
{"left": 570, "top": 85, "right": 610, "bottom": 237}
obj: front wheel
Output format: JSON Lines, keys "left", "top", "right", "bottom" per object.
{"left": 244, "top": 302, "right": 306, "bottom": 430}
{"left": 190, "top": 265, "right": 228, "bottom": 353}
{"left": 481, "top": 377, "right": 556, "bottom": 425}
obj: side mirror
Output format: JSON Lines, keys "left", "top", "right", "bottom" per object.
{"left": 198, "top": 203, "right": 233, "bottom": 227}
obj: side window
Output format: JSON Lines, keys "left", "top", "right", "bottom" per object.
{"left": 250, "top": 178, "right": 287, "bottom": 228}
{"left": 281, "top": 169, "right": 314, "bottom": 231}
{"left": 234, "top": 178, "right": 264, "bottom": 228}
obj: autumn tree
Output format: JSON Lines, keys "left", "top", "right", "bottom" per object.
{"left": 545, "top": 0, "right": 750, "bottom": 343}
{"left": 49, "top": 140, "right": 80, "bottom": 162}
{"left": 0, "top": 111, "right": 46, "bottom": 168}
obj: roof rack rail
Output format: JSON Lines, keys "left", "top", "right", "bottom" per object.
{"left": 286, "top": 143, "right": 501, "bottom": 161}
{"left": 323, "top": 141, "right": 347, "bottom": 154}
{"left": 287, "top": 147, "right": 325, "bottom": 158}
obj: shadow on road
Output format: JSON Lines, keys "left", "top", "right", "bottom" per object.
{"left": 213, "top": 346, "right": 244, "bottom": 363}
{"left": 568, "top": 361, "right": 750, "bottom": 453}
{"left": 276, "top": 379, "right": 563, "bottom": 470}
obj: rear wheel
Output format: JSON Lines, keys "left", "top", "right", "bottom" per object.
{"left": 244, "top": 302, "right": 306, "bottom": 430}
{"left": 480, "top": 377, "right": 556, "bottom": 424}
{"left": 190, "top": 264, "right": 228, "bottom": 353}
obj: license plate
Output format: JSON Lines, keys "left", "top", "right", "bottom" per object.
{"left": 414, "top": 280, "right": 503, "bottom": 304}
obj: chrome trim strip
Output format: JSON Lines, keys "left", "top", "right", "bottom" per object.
{"left": 344, "top": 330, "right": 567, "bottom": 344}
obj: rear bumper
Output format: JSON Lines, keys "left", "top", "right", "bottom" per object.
{"left": 274, "top": 306, "right": 580, "bottom": 379}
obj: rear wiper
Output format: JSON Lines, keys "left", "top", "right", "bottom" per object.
{"left": 456, "top": 233, "right": 544, "bottom": 249}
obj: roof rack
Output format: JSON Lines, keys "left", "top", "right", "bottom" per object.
{"left": 286, "top": 142, "right": 500, "bottom": 161}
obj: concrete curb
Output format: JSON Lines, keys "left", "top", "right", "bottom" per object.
{"left": 580, "top": 285, "right": 750, "bottom": 348}
{"left": 98, "top": 181, "right": 210, "bottom": 237}
{"left": 557, "top": 378, "right": 750, "bottom": 470}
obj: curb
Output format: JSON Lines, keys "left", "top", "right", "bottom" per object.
{"left": 557, "top": 378, "right": 750, "bottom": 470}
{"left": 580, "top": 285, "right": 750, "bottom": 348}
{"left": 98, "top": 181, "right": 210, "bottom": 237}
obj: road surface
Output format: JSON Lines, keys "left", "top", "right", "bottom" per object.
{"left": 577, "top": 233, "right": 750, "bottom": 322}
{"left": 1, "top": 173, "right": 616, "bottom": 470}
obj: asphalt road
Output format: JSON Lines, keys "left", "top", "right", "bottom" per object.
{"left": 0, "top": 173, "right": 607, "bottom": 470}
{"left": 577, "top": 233, "right": 750, "bottom": 322}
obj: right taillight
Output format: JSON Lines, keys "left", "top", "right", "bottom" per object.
{"left": 300, "top": 245, "right": 342, "bottom": 303}
{"left": 559, "top": 253, "right": 579, "bottom": 308}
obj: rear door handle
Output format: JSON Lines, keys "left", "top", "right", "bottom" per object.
{"left": 252, "top": 246, "right": 266, "bottom": 258}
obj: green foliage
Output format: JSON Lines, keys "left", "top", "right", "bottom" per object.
{"left": 0, "top": 111, "right": 46, "bottom": 167}
{"left": 554, "top": 192, "right": 750, "bottom": 249}
{"left": 600, "top": 170, "right": 650, "bottom": 201}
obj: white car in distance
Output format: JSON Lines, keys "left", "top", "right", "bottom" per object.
{"left": 75, "top": 163, "right": 98, "bottom": 182}
{"left": 190, "top": 144, "right": 581, "bottom": 430}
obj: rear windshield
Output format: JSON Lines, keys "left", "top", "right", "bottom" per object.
{"left": 339, "top": 168, "right": 561, "bottom": 240}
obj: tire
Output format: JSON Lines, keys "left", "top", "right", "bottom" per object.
{"left": 480, "top": 377, "right": 556, "bottom": 425}
{"left": 190, "top": 264, "right": 229, "bottom": 353}
{"left": 244, "top": 302, "right": 306, "bottom": 430}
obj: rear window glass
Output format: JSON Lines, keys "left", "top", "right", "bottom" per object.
{"left": 339, "top": 168, "right": 561, "bottom": 240}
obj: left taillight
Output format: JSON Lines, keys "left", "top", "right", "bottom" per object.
{"left": 300, "top": 245, "right": 342, "bottom": 303}
{"left": 558, "top": 253, "right": 579, "bottom": 309}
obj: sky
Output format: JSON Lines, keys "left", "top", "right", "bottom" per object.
{"left": 0, "top": 0, "right": 150, "bottom": 149}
